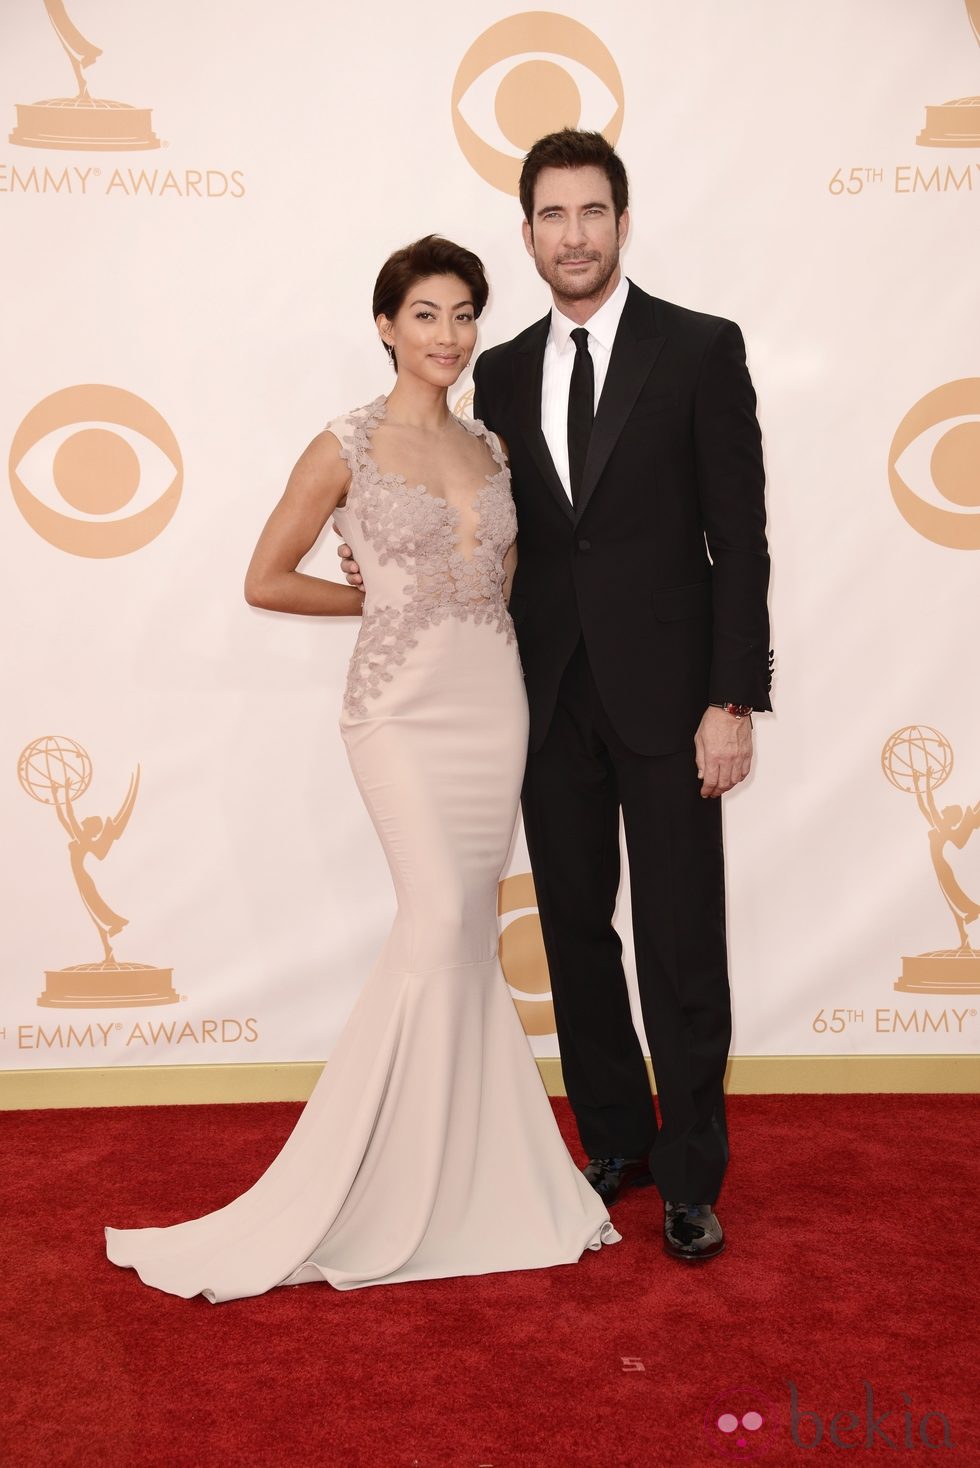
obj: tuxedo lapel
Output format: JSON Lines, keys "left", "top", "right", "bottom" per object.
{"left": 574, "top": 285, "right": 665, "bottom": 524}
{"left": 515, "top": 318, "right": 575, "bottom": 523}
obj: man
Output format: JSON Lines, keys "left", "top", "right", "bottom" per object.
{"left": 344, "top": 129, "right": 771, "bottom": 1263}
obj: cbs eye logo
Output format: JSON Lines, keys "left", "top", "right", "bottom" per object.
{"left": 452, "top": 12, "right": 624, "bottom": 196}
{"left": 498, "top": 871, "right": 556, "bottom": 1036}
{"left": 9, "top": 385, "right": 182, "bottom": 558}
{"left": 889, "top": 379, "right": 980, "bottom": 550}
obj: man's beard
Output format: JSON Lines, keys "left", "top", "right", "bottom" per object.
{"left": 536, "top": 247, "right": 620, "bottom": 304}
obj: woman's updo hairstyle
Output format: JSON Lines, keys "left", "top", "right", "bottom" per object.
{"left": 373, "top": 234, "right": 489, "bottom": 370}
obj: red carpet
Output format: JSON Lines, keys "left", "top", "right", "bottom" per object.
{"left": 2, "top": 1095, "right": 977, "bottom": 1466}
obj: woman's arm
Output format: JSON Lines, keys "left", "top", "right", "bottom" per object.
{"left": 244, "top": 431, "right": 364, "bottom": 616}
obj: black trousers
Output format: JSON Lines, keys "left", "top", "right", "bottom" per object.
{"left": 520, "top": 639, "right": 731, "bottom": 1204}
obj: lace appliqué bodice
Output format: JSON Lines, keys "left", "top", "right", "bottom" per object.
{"left": 332, "top": 398, "right": 517, "bottom": 718}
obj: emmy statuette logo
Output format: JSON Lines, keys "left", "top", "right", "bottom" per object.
{"left": 452, "top": 13, "right": 624, "bottom": 196}
{"left": 452, "top": 387, "right": 475, "bottom": 420}
{"left": 882, "top": 726, "right": 980, "bottom": 995}
{"left": 10, "top": 0, "right": 159, "bottom": 152}
{"left": 917, "top": 0, "right": 980, "bottom": 148}
{"left": 18, "top": 736, "right": 177, "bottom": 1008}
{"left": 498, "top": 872, "right": 556, "bottom": 1035}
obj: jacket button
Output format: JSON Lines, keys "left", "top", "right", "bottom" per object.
{"left": 577, "top": 539, "right": 591, "bottom": 552}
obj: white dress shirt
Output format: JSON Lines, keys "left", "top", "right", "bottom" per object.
{"left": 540, "top": 273, "right": 630, "bottom": 501}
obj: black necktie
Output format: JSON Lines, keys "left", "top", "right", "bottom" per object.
{"left": 567, "top": 326, "right": 594, "bottom": 510}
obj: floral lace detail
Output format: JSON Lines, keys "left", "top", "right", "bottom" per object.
{"left": 335, "top": 398, "right": 517, "bottom": 718}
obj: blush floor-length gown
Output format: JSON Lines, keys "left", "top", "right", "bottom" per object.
{"left": 105, "top": 397, "right": 619, "bottom": 1302}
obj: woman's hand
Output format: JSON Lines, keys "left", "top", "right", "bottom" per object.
{"left": 336, "top": 541, "right": 364, "bottom": 588}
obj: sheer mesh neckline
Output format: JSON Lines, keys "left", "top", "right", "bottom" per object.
{"left": 361, "top": 395, "right": 508, "bottom": 509}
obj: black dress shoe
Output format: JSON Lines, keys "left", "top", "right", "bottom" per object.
{"left": 663, "top": 1202, "right": 725, "bottom": 1262}
{"left": 582, "top": 1157, "right": 652, "bottom": 1205}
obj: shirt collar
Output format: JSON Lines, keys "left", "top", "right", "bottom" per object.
{"left": 549, "top": 273, "right": 631, "bottom": 353}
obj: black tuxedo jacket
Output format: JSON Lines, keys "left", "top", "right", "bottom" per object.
{"left": 472, "top": 281, "right": 772, "bottom": 756}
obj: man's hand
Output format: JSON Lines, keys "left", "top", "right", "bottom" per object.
{"left": 694, "top": 707, "right": 753, "bottom": 798}
{"left": 336, "top": 540, "right": 363, "bottom": 588}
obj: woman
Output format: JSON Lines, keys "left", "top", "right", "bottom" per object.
{"left": 105, "top": 235, "right": 618, "bottom": 1301}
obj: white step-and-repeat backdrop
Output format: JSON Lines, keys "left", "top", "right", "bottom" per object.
{"left": 2, "top": 1, "right": 978, "bottom": 1077}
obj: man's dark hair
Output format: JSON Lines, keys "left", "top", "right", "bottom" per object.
{"left": 372, "top": 235, "right": 489, "bottom": 369}
{"left": 518, "top": 129, "right": 629, "bottom": 226}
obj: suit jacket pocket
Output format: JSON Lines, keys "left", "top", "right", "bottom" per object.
{"left": 653, "top": 581, "right": 712, "bottom": 622}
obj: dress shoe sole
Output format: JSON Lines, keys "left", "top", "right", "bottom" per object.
{"left": 663, "top": 1237, "right": 726, "bottom": 1263}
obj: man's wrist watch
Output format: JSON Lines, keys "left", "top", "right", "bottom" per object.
{"left": 711, "top": 701, "right": 753, "bottom": 719}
